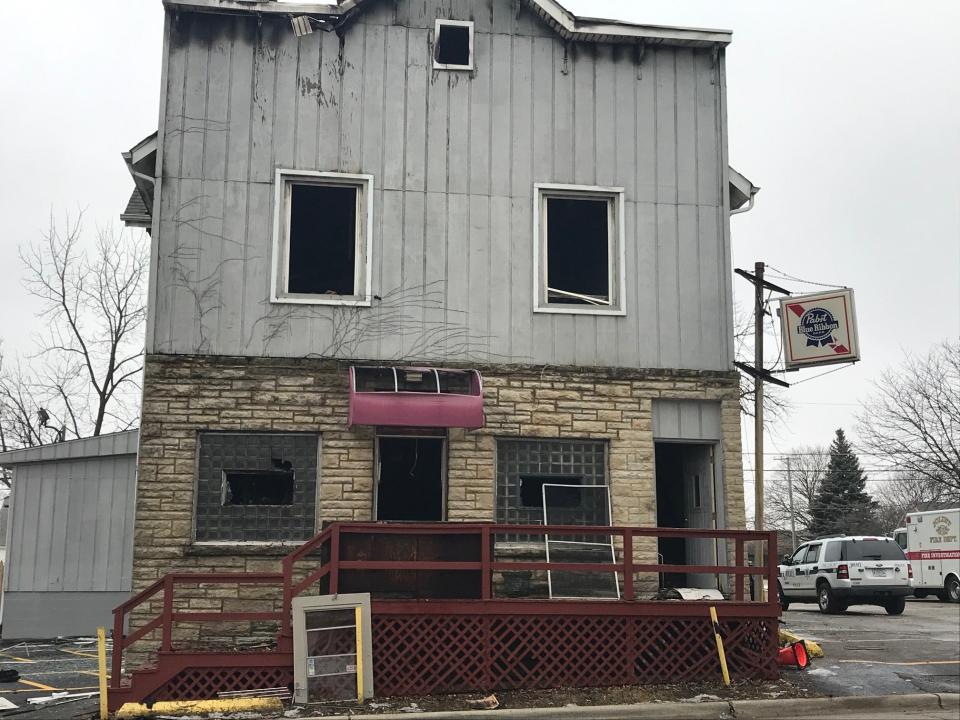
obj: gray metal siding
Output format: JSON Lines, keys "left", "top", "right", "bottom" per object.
{"left": 652, "top": 399, "right": 723, "bottom": 441}
{"left": 5, "top": 456, "right": 136, "bottom": 593}
{"left": 150, "top": 0, "right": 731, "bottom": 371}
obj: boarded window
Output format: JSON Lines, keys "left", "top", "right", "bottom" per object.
{"left": 434, "top": 20, "right": 473, "bottom": 69}
{"left": 546, "top": 197, "right": 610, "bottom": 305}
{"left": 196, "top": 433, "right": 317, "bottom": 542}
{"left": 288, "top": 184, "right": 357, "bottom": 296}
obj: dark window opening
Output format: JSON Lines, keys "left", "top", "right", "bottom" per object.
{"left": 223, "top": 470, "right": 295, "bottom": 506}
{"left": 355, "top": 367, "right": 396, "bottom": 392}
{"left": 288, "top": 183, "right": 358, "bottom": 296}
{"left": 376, "top": 437, "right": 444, "bottom": 522}
{"left": 519, "top": 475, "right": 583, "bottom": 508}
{"left": 841, "top": 539, "right": 905, "bottom": 562}
{"left": 396, "top": 369, "right": 437, "bottom": 393}
{"left": 824, "top": 542, "right": 842, "bottom": 562}
{"left": 546, "top": 197, "right": 610, "bottom": 305}
{"left": 435, "top": 23, "right": 471, "bottom": 67}
{"left": 437, "top": 370, "right": 472, "bottom": 395}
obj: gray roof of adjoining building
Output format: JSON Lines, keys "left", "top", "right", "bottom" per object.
{"left": 0, "top": 429, "right": 139, "bottom": 466}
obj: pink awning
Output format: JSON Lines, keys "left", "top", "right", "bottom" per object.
{"left": 348, "top": 367, "right": 485, "bottom": 429}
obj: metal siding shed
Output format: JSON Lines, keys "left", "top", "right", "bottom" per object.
{"left": 0, "top": 430, "right": 138, "bottom": 640}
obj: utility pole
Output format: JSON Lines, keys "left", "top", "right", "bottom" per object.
{"left": 786, "top": 455, "right": 796, "bottom": 553}
{"left": 754, "top": 261, "right": 765, "bottom": 536}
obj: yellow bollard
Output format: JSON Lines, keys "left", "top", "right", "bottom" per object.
{"left": 355, "top": 607, "right": 364, "bottom": 703}
{"left": 97, "top": 627, "right": 109, "bottom": 720}
{"left": 708, "top": 606, "right": 731, "bottom": 686}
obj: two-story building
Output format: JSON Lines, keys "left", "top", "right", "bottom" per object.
{"left": 123, "top": 0, "right": 757, "bottom": 618}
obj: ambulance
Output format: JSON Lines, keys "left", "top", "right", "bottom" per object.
{"left": 894, "top": 508, "right": 960, "bottom": 603}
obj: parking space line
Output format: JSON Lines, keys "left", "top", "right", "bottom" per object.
{"left": 837, "top": 659, "right": 960, "bottom": 666}
{"left": 0, "top": 686, "right": 98, "bottom": 695}
{"left": 78, "top": 671, "right": 110, "bottom": 679}
{"left": 58, "top": 648, "right": 98, "bottom": 659}
{"left": 18, "top": 679, "right": 57, "bottom": 691}
{"left": 0, "top": 652, "right": 35, "bottom": 663}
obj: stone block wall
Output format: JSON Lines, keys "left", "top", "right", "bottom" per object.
{"left": 126, "top": 354, "right": 744, "bottom": 661}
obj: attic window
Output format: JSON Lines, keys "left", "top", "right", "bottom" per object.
{"left": 272, "top": 170, "right": 373, "bottom": 306}
{"left": 434, "top": 20, "right": 474, "bottom": 70}
{"left": 535, "top": 184, "right": 626, "bottom": 315}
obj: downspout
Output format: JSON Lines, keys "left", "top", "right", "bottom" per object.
{"left": 730, "top": 192, "right": 755, "bottom": 216}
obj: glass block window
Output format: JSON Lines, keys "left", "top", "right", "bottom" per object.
{"left": 496, "top": 439, "right": 608, "bottom": 528}
{"left": 196, "top": 433, "right": 318, "bottom": 542}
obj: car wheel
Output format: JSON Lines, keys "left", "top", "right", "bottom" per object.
{"left": 778, "top": 583, "right": 790, "bottom": 611}
{"left": 944, "top": 576, "right": 960, "bottom": 604}
{"left": 817, "top": 582, "right": 840, "bottom": 614}
{"left": 913, "top": 589, "right": 929, "bottom": 599}
{"left": 885, "top": 597, "right": 906, "bottom": 615}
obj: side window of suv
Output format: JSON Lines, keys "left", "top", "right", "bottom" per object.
{"left": 804, "top": 544, "right": 822, "bottom": 564}
{"left": 790, "top": 545, "right": 808, "bottom": 565}
{"left": 824, "top": 541, "right": 841, "bottom": 562}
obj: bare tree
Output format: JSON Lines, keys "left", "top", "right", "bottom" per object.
{"left": 873, "top": 472, "right": 960, "bottom": 533}
{"left": 765, "top": 446, "right": 829, "bottom": 540}
{"left": 1, "top": 212, "right": 147, "bottom": 444}
{"left": 733, "top": 302, "right": 791, "bottom": 423}
{"left": 858, "top": 341, "right": 960, "bottom": 495}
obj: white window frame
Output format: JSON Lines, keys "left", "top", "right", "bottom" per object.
{"left": 271, "top": 169, "right": 374, "bottom": 307}
{"left": 533, "top": 183, "right": 627, "bottom": 316}
{"left": 433, "top": 19, "right": 475, "bottom": 71}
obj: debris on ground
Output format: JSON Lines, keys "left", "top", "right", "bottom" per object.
{"left": 680, "top": 694, "right": 723, "bottom": 703}
{"left": 0, "top": 669, "right": 19, "bottom": 683}
{"left": 465, "top": 694, "right": 500, "bottom": 710}
{"left": 398, "top": 702, "right": 424, "bottom": 713}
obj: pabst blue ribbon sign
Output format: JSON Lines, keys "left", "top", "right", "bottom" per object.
{"left": 779, "top": 289, "right": 860, "bottom": 369}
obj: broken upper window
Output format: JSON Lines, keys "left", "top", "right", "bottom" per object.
{"left": 434, "top": 20, "right": 474, "bottom": 70}
{"left": 535, "top": 185, "right": 625, "bottom": 315}
{"left": 273, "top": 171, "right": 372, "bottom": 305}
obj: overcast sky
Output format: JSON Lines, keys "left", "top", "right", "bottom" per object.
{"left": 1, "top": 1, "right": 958, "bottom": 488}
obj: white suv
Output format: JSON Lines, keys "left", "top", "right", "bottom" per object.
{"left": 777, "top": 535, "right": 912, "bottom": 615}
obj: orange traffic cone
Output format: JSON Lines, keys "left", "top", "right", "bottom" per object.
{"left": 777, "top": 641, "right": 809, "bottom": 669}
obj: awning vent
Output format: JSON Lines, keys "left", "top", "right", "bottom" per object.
{"left": 348, "top": 367, "right": 484, "bottom": 429}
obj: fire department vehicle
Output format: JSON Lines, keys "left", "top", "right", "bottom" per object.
{"left": 894, "top": 508, "right": 960, "bottom": 603}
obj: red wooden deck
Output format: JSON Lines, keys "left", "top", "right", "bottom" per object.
{"left": 109, "top": 523, "right": 779, "bottom": 710}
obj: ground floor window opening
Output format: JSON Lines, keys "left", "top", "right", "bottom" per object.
{"left": 375, "top": 436, "right": 445, "bottom": 521}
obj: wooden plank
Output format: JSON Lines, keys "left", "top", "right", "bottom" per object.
{"left": 469, "top": 32, "right": 492, "bottom": 197}
{"left": 161, "top": 18, "right": 189, "bottom": 180}
{"left": 217, "top": 180, "right": 248, "bottom": 354}
{"left": 425, "top": 38, "right": 449, "bottom": 193}
{"left": 76, "top": 466, "right": 99, "bottom": 593}
{"left": 657, "top": 205, "right": 681, "bottom": 368}
{"left": 510, "top": 34, "right": 533, "bottom": 196}
{"left": 272, "top": 24, "right": 300, "bottom": 171}
{"left": 675, "top": 48, "right": 698, "bottom": 206}
{"left": 45, "top": 463, "right": 71, "bottom": 591}
{"left": 249, "top": 23, "right": 277, "bottom": 183}
{"left": 92, "top": 460, "right": 115, "bottom": 592}
{"left": 401, "top": 192, "right": 426, "bottom": 357}
{"left": 635, "top": 46, "right": 656, "bottom": 204}
{"left": 446, "top": 68, "right": 471, "bottom": 196}
{"left": 340, "top": 22, "right": 366, "bottom": 173}
{"left": 593, "top": 46, "right": 616, "bottom": 190}
{"left": 377, "top": 190, "right": 405, "bottom": 359}
{"left": 317, "top": 30, "right": 342, "bottom": 171}
{"left": 489, "top": 33, "right": 512, "bottom": 197}
{"left": 225, "top": 16, "right": 256, "bottom": 182}
{"left": 467, "top": 195, "right": 490, "bottom": 361}
{"left": 404, "top": 28, "right": 429, "bottom": 191}
{"left": 169, "top": 178, "right": 204, "bottom": 352}
{"left": 202, "top": 26, "right": 230, "bottom": 181}
{"left": 445, "top": 194, "right": 470, "bottom": 360}
{"left": 552, "top": 39, "right": 574, "bottom": 182}
{"left": 361, "top": 24, "right": 387, "bottom": 182}
{"left": 696, "top": 50, "right": 720, "bottom": 208}
{"left": 617, "top": 202, "right": 645, "bottom": 366}
{"left": 423, "top": 192, "right": 449, "bottom": 359}
{"left": 699, "top": 205, "right": 723, "bottom": 368}
{"left": 655, "top": 48, "right": 677, "bottom": 205}
{"left": 509, "top": 197, "right": 533, "bottom": 363}
{"left": 240, "top": 181, "right": 273, "bottom": 354}
{"left": 295, "top": 32, "right": 321, "bottom": 171}
{"left": 573, "top": 42, "right": 596, "bottom": 186}
{"left": 530, "top": 36, "right": 552, "bottom": 183}
{"left": 180, "top": 17, "right": 210, "bottom": 181}
{"left": 678, "top": 204, "right": 701, "bottom": 369}
{"left": 62, "top": 460, "right": 85, "bottom": 593}
{"left": 199, "top": 180, "right": 225, "bottom": 354}
{"left": 382, "top": 26, "right": 407, "bottom": 189}
{"left": 613, "top": 47, "right": 636, "bottom": 197}
{"left": 488, "top": 195, "right": 512, "bottom": 360}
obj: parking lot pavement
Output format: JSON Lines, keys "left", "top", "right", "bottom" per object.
{"left": 782, "top": 597, "right": 960, "bottom": 697}
{"left": 0, "top": 638, "right": 106, "bottom": 718}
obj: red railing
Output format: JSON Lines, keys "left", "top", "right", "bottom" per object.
{"left": 111, "top": 572, "right": 283, "bottom": 688}
{"left": 114, "top": 523, "right": 777, "bottom": 689}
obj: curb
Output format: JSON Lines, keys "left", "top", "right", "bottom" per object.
{"left": 303, "top": 692, "right": 960, "bottom": 720}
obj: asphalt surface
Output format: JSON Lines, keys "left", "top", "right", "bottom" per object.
{"left": 782, "top": 596, "right": 960, "bottom": 697}
{"left": 0, "top": 638, "right": 105, "bottom": 718}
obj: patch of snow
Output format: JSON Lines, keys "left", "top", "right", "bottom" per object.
{"left": 680, "top": 694, "right": 722, "bottom": 703}
{"left": 806, "top": 667, "right": 837, "bottom": 677}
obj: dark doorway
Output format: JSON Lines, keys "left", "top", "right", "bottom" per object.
{"left": 654, "top": 442, "right": 717, "bottom": 589}
{"left": 376, "top": 437, "right": 444, "bottom": 521}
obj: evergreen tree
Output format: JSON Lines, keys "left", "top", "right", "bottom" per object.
{"left": 807, "top": 428, "right": 877, "bottom": 537}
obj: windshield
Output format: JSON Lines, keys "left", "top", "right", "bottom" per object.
{"left": 842, "top": 539, "right": 906, "bottom": 562}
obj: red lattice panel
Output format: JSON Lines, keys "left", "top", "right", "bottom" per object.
{"left": 156, "top": 666, "right": 294, "bottom": 702}
{"left": 372, "top": 614, "right": 777, "bottom": 696}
